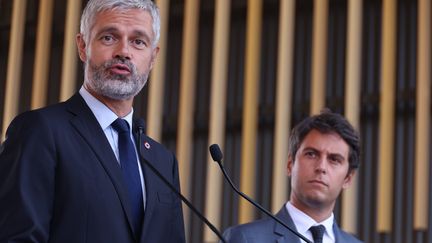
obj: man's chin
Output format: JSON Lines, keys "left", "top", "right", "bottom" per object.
{"left": 106, "top": 73, "right": 130, "bottom": 81}
{"left": 303, "top": 194, "right": 329, "bottom": 207}
{"left": 101, "top": 91, "right": 135, "bottom": 101}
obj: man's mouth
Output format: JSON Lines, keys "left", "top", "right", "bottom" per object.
{"left": 308, "top": 179, "right": 328, "bottom": 187}
{"left": 109, "top": 64, "right": 131, "bottom": 75}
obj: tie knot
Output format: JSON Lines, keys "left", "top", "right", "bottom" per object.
{"left": 309, "top": 225, "right": 325, "bottom": 243}
{"left": 111, "top": 118, "right": 130, "bottom": 133}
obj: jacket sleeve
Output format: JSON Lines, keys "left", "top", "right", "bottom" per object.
{"left": 0, "top": 111, "right": 56, "bottom": 242}
{"left": 222, "top": 226, "right": 249, "bottom": 243}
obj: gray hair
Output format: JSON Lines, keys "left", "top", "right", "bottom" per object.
{"left": 80, "top": 0, "right": 160, "bottom": 47}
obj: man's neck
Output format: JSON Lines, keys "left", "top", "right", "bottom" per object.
{"left": 84, "top": 85, "right": 133, "bottom": 118}
{"left": 289, "top": 199, "right": 334, "bottom": 223}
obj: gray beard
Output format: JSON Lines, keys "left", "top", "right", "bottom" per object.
{"left": 84, "top": 59, "right": 148, "bottom": 100}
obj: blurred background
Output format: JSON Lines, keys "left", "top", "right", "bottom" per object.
{"left": 0, "top": 0, "right": 431, "bottom": 242}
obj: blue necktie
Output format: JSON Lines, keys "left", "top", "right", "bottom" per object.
{"left": 309, "top": 225, "right": 325, "bottom": 243}
{"left": 111, "top": 118, "right": 143, "bottom": 237}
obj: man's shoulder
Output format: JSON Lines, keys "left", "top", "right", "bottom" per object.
{"left": 222, "top": 218, "right": 276, "bottom": 242}
{"left": 226, "top": 217, "right": 274, "bottom": 232}
{"left": 336, "top": 227, "right": 363, "bottom": 243}
{"left": 4, "top": 95, "right": 88, "bottom": 143}
{"left": 8, "top": 101, "right": 69, "bottom": 130}
{"left": 222, "top": 206, "right": 300, "bottom": 243}
{"left": 13, "top": 95, "right": 77, "bottom": 123}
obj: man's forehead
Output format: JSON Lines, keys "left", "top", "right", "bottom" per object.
{"left": 90, "top": 9, "right": 153, "bottom": 36}
{"left": 299, "top": 130, "right": 349, "bottom": 155}
{"left": 93, "top": 8, "right": 152, "bottom": 23}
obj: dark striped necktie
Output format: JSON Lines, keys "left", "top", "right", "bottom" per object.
{"left": 111, "top": 118, "right": 143, "bottom": 238}
{"left": 309, "top": 225, "right": 325, "bottom": 243}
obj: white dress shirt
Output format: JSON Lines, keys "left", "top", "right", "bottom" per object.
{"left": 285, "top": 201, "right": 335, "bottom": 243}
{"left": 79, "top": 86, "right": 146, "bottom": 208}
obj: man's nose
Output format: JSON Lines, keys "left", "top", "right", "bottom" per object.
{"left": 315, "top": 157, "right": 327, "bottom": 174}
{"left": 114, "top": 39, "right": 131, "bottom": 60}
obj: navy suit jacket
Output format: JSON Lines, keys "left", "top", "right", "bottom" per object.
{"left": 0, "top": 94, "right": 185, "bottom": 243}
{"left": 223, "top": 206, "right": 362, "bottom": 243}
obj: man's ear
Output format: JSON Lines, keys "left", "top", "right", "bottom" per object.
{"left": 76, "top": 34, "right": 87, "bottom": 62}
{"left": 342, "top": 170, "right": 356, "bottom": 189}
{"left": 287, "top": 155, "right": 293, "bottom": 177}
{"left": 149, "top": 46, "right": 160, "bottom": 70}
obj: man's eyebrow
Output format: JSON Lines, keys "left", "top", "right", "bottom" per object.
{"left": 133, "top": 30, "right": 146, "bottom": 36}
{"left": 95, "top": 26, "right": 119, "bottom": 36}
{"left": 303, "top": 147, "right": 319, "bottom": 153}
{"left": 302, "top": 147, "right": 346, "bottom": 159}
{"left": 132, "top": 30, "right": 152, "bottom": 41}
{"left": 329, "top": 152, "right": 345, "bottom": 159}
{"left": 94, "top": 27, "right": 152, "bottom": 41}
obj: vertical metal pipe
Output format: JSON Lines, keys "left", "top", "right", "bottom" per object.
{"left": 377, "top": 0, "right": 397, "bottom": 232}
{"left": 176, "top": 0, "right": 200, "bottom": 237}
{"left": 203, "top": 0, "right": 231, "bottom": 241}
{"left": 2, "top": 0, "right": 27, "bottom": 141}
{"left": 60, "top": 0, "right": 82, "bottom": 101}
{"left": 271, "top": 0, "right": 296, "bottom": 212}
{"left": 31, "top": 0, "right": 54, "bottom": 109}
{"left": 414, "top": 0, "right": 431, "bottom": 230}
{"left": 147, "top": 0, "right": 170, "bottom": 141}
{"left": 341, "top": 0, "right": 363, "bottom": 234}
{"left": 310, "top": 0, "right": 329, "bottom": 114}
{"left": 239, "top": 0, "right": 263, "bottom": 224}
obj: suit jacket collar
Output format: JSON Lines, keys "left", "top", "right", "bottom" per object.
{"left": 134, "top": 117, "right": 180, "bottom": 241}
{"left": 273, "top": 207, "right": 302, "bottom": 243}
{"left": 132, "top": 118, "right": 161, "bottom": 240}
{"left": 273, "top": 205, "right": 348, "bottom": 243}
{"left": 65, "top": 93, "right": 138, "bottom": 239}
{"left": 332, "top": 221, "right": 345, "bottom": 243}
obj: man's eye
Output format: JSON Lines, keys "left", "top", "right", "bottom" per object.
{"left": 133, "top": 39, "right": 147, "bottom": 48}
{"left": 305, "top": 151, "right": 316, "bottom": 158}
{"left": 329, "top": 157, "right": 342, "bottom": 164}
{"left": 100, "top": 35, "right": 115, "bottom": 43}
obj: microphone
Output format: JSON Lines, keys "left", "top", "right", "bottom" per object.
{"left": 134, "top": 119, "right": 226, "bottom": 243}
{"left": 209, "top": 144, "right": 312, "bottom": 243}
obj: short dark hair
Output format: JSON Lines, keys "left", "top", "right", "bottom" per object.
{"left": 288, "top": 109, "right": 360, "bottom": 172}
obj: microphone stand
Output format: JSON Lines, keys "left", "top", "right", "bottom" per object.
{"left": 136, "top": 127, "right": 226, "bottom": 243}
{"left": 209, "top": 144, "right": 312, "bottom": 243}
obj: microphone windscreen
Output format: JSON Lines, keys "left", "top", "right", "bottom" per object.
{"left": 134, "top": 118, "right": 146, "bottom": 133}
{"left": 209, "top": 144, "right": 223, "bottom": 161}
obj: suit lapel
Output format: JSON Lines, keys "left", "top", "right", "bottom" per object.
{"left": 65, "top": 94, "right": 137, "bottom": 238}
{"left": 273, "top": 207, "right": 302, "bottom": 243}
{"left": 274, "top": 205, "right": 350, "bottom": 243}
{"left": 133, "top": 127, "right": 159, "bottom": 238}
{"left": 332, "top": 220, "right": 344, "bottom": 243}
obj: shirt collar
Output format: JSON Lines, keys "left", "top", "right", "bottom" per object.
{"left": 79, "top": 86, "right": 134, "bottom": 130}
{"left": 285, "top": 201, "right": 335, "bottom": 241}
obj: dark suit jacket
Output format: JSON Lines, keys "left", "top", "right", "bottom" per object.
{"left": 223, "top": 206, "right": 362, "bottom": 243}
{"left": 0, "top": 94, "right": 185, "bottom": 243}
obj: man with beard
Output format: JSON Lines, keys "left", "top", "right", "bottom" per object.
{"left": 0, "top": 0, "right": 185, "bottom": 242}
{"left": 223, "top": 110, "right": 363, "bottom": 243}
